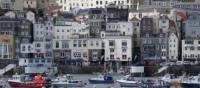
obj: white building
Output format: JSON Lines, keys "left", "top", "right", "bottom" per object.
{"left": 56, "top": 0, "right": 134, "bottom": 11}
{"left": 53, "top": 38, "right": 103, "bottom": 65}
{"left": 23, "top": 0, "right": 37, "bottom": 9}
{"left": 106, "top": 21, "right": 133, "bottom": 36}
{"left": 168, "top": 32, "right": 179, "bottom": 61}
{"left": 34, "top": 20, "right": 54, "bottom": 41}
{"left": 103, "top": 36, "right": 132, "bottom": 62}
{"left": 53, "top": 20, "right": 90, "bottom": 65}
{"left": 182, "top": 39, "right": 200, "bottom": 61}
{"left": 54, "top": 20, "right": 89, "bottom": 39}
{"left": 33, "top": 20, "right": 54, "bottom": 58}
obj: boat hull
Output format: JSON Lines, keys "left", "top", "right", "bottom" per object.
{"left": 181, "top": 83, "right": 200, "bottom": 88}
{"left": 88, "top": 79, "right": 114, "bottom": 84}
{"left": 8, "top": 81, "right": 45, "bottom": 88}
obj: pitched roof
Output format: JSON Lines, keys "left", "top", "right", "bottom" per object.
{"left": 130, "top": 16, "right": 140, "bottom": 21}
{"left": 176, "top": 12, "right": 187, "bottom": 21}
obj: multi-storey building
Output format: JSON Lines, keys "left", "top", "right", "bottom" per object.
{"left": 56, "top": 0, "right": 141, "bottom": 12}
{"left": 16, "top": 19, "right": 33, "bottom": 59}
{"left": 54, "top": 20, "right": 89, "bottom": 39}
{"left": 53, "top": 20, "right": 89, "bottom": 65}
{"left": 182, "top": 39, "right": 200, "bottom": 62}
{"left": 103, "top": 35, "right": 132, "bottom": 72}
{"left": 158, "top": 15, "right": 170, "bottom": 33}
{"left": 0, "top": 17, "right": 16, "bottom": 59}
{"left": 88, "top": 8, "right": 106, "bottom": 38}
{"left": 185, "top": 12, "right": 200, "bottom": 38}
{"left": 140, "top": 17, "right": 154, "bottom": 62}
{"left": 106, "top": 21, "right": 133, "bottom": 36}
{"left": 0, "top": 16, "right": 33, "bottom": 59}
{"left": 168, "top": 31, "right": 179, "bottom": 61}
{"left": 87, "top": 38, "right": 104, "bottom": 63}
{"left": 106, "top": 5, "right": 129, "bottom": 22}
{"left": 33, "top": 19, "right": 54, "bottom": 59}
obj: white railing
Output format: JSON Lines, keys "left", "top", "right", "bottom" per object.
{"left": 0, "top": 64, "right": 16, "bottom": 75}
{"left": 157, "top": 66, "right": 169, "bottom": 74}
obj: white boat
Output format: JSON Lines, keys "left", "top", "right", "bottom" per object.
{"left": 116, "top": 75, "right": 141, "bottom": 87}
{"left": 181, "top": 74, "right": 200, "bottom": 88}
{"left": 52, "top": 74, "right": 86, "bottom": 87}
{"left": 161, "top": 74, "right": 181, "bottom": 83}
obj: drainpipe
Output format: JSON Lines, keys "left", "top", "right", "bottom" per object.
{"left": 2, "top": 42, "right": 4, "bottom": 59}
{"left": 7, "top": 44, "right": 9, "bottom": 59}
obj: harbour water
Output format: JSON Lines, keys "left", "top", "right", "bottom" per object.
{"left": 3, "top": 74, "right": 171, "bottom": 88}
{"left": 72, "top": 74, "right": 154, "bottom": 88}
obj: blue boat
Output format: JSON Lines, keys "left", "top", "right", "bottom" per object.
{"left": 88, "top": 75, "right": 114, "bottom": 84}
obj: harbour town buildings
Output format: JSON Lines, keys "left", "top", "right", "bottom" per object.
{"left": 0, "top": 0, "right": 200, "bottom": 73}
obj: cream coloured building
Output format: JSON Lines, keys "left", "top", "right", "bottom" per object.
{"left": 56, "top": 0, "right": 136, "bottom": 11}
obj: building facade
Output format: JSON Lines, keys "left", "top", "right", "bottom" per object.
{"left": 182, "top": 39, "right": 200, "bottom": 61}
{"left": 23, "top": 0, "right": 37, "bottom": 9}
{"left": 168, "top": 32, "right": 179, "bottom": 61}
{"left": 56, "top": 0, "right": 139, "bottom": 11}
{"left": 185, "top": 12, "right": 200, "bottom": 38}
{"left": 33, "top": 19, "right": 54, "bottom": 59}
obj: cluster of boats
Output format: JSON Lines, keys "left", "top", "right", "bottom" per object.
{"left": 4, "top": 73, "right": 200, "bottom": 88}
{"left": 161, "top": 74, "right": 200, "bottom": 88}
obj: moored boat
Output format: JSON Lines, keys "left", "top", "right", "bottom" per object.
{"left": 88, "top": 75, "right": 114, "bottom": 84}
{"left": 181, "top": 75, "right": 200, "bottom": 88}
{"left": 8, "top": 73, "right": 47, "bottom": 88}
{"left": 161, "top": 74, "right": 181, "bottom": 84}
{"left": 52, "top": 74, "right": 86, "bottom": 87}
{"left": 116, "top": 75, "right": 142, "bottom": 87}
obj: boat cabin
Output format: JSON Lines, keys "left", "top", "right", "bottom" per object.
{"left": 9, "top": 74, "right": 32, "bottom": 83}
